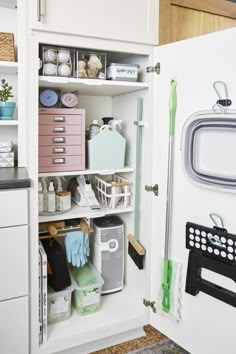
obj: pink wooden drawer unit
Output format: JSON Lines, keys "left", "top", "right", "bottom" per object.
{"left": 39, "top": 108, "right": 85, "bottom": 173}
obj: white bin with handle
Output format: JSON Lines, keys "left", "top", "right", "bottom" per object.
{"left": 87, "top": 126, "right": 126, "bottom": 170}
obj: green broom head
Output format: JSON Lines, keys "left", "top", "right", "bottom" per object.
{"left": 162, "top": 259, "right": 173, "bottom": 313}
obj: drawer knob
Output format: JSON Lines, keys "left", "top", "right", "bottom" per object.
{"left": 52, "top": 137, "right": 65, "bottom": 143}
{"left": 53, "top": 127, "right": 65, "bottom": 133}
{"left": 53, "top": 158, "right": 65, "bottom": 164}
{"left": 53, "top": 116, "right": 65, "bottom": 122}
{"left": 52, "top": 147, "right": 66, "bottom": 154}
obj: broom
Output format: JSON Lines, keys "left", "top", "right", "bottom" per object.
{"left": 128, "top": 97, "right": 145, "bottom": 269}
{"left": 161, "top": 79, "right": 181, "bottom": 320}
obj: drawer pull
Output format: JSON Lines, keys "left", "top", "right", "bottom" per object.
{"left": 53, "top": 126, "right": 65, "bottom": 133}
{"left": 53, "top": 116, "right": 65, "bottom": 122}
{"left": 53, "top": 158, "right": 65, "bottom": 164}
{"left": 52, "top": 137, "right": 65, "bottom": 143}
{"left": 52, "top": 147, "right": 66, "bottom": 154}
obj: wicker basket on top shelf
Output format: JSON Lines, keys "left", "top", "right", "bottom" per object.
{"left": 0, "top": 32, "right": 15, "bottom": 62}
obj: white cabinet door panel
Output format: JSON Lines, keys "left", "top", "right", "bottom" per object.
{"left": 0, "top": 189, "right": 28, "bottom": 227}
{"left": 30, "top": 0, "right": 158, "bottom": 45}
{"left": 150, "top": 27, "right": 236, "bottom": 354}
{"left": 0, "top": 225, "right": 28, "bottom": 300}
{"left": 0, "top": 297, "right": 29, "bottom": 354}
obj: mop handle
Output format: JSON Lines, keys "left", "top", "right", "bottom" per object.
{"left": 164, "top": 80, "right": 177, "bottom": 259}
{"left": 134, "top": 97, "right": 142, "bottom": 241}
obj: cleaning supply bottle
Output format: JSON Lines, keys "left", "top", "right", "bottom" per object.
{"left": 55, "top": 177, "right": 63, "bottom": 211}
{"left": 102, "top": 117, "right": 113, "bottom": 126}
{"left": 41, "top": 177, "right": 48, "bottom": 212}
{"left": 48, "top": 181, "right": 56, "bottom": 213}
{"left": 89, "top": 120, "right": 100, "bottom": 139}
{"left": 38, "top": 181, "right": 43, "bottom": 213}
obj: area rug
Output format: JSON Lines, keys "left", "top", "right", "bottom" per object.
{"left": 128, "top": 339, "right": 190, "bottom": 354}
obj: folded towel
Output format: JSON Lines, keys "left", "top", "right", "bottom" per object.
{"left": 40, "top": 89, "right": 58, "bottom": 107}
{"left": 71, "top": 264, "right": 96, "bottom": 287}
{"left": 0, "top": 141, "right": 13, "bottom": 153}
{"left": 61, "top": 92, "right": 78, "bottom": 108}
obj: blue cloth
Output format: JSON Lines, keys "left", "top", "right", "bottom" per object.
{"left": 65, "top": 230, "right": 90, "bottom": 268}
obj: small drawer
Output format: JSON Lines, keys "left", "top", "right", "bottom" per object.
{"left": 39, "top": 124, "right": 82, "bottom": 136}
{"left": 0, "top": 225, "right": 28, "bottom": 300}
{"left": 39, "top": 135, "right": 82, "bottom": 146}
{"left": 39, "top": 155, "right": 85, "bottom": 172}
{"left": 0, "top": 189, "right": 28, "bottom": 227}
{"left": 39, "top": 114, "right": 83, "bottom": 125}
{"left": 39, "top": 145, "right": 82, "bottom": 157}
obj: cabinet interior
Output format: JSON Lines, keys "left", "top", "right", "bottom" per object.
{"left": 37, "top": 43, "right": 152, "bottom": 352}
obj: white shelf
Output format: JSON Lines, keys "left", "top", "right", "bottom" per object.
{"left": 0, "top": 0, "right": 16, "bottom": 9}
{"left": 39, "top": 202, "right": 134, "bottom": 223}
{"left": 39, "top": 76, "right": 148, "bottom": 96}
{"left": 0, "top": 61, "right": 18, "bottom": 74}
{"left": 0, "top": 120, "right": 18, "bottom": 125}
{"left": 38, "top": 166, "right": 134, "bottom": 178}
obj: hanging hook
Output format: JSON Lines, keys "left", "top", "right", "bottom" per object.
{"left": 209, "top": 213, "right": 224, "bottom": 228}
{"left": 212, "top": 81, "right": 231, "bottom": 111}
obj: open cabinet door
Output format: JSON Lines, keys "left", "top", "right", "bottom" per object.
{"left": 149, "top": 27, "right": 236, "bottom": 354}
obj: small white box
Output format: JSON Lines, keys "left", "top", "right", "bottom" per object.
{"left": 0, "top": 151, "right": 14, "bottom": 167}
{"left": 106, "top": 63, "right": 139, "bottom": 82}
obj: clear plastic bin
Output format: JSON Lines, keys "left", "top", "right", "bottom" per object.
{"left": 71, "top": 262, "right": 104, "bottom": 316}
{"left": 47, "top": 283, "right": 74, "bottom": 324}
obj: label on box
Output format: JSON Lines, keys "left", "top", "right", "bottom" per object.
{"left": 82, "top": 290, "right": 99, "bottom": 306}
{"left": 50, "top": 298, "right": 69, "bottom": 316}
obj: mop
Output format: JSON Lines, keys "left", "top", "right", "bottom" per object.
{"left": 159, "top": 79, "right": 182, "bottom": 321}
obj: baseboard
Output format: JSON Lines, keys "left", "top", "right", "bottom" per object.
{"left": 57, "top": 327, "right": 146, "bottom": 354}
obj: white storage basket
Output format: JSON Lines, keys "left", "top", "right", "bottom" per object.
{"left": 94, "top": 174, "right": 131, "bottom": 209}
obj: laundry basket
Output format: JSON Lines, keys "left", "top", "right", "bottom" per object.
{"left": 94, "top": 174, "right": 131, "bottom": 209}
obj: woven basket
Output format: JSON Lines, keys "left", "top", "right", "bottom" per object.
{"left": 0, "top": 32, "right": 15, "bottom": 62}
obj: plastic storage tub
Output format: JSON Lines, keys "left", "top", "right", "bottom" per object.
{"left": 47, "top": 283, "right": 74, "bottom": 324}
{"left": 71, "top": 262, "right": 104, "bottom": 316}
{"left": 106, "top": 63, "right": 139, "bottom": 81}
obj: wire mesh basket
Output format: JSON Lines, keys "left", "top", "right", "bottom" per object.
{"left": 0, "top": 33, "right": 15, "bottom": 62}
{"left": 94, "top": 174, "right": 131, "bottom": 209}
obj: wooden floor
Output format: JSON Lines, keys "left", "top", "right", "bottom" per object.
{"left": 90, "top": 325, "right": 167, "bottom": 354}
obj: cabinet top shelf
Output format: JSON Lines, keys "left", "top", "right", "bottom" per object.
{"left": 39, "top": 76, "right": 148, "bottom": 96}
{"left": 0, "top": 61, "right": 18, "bottom": 74}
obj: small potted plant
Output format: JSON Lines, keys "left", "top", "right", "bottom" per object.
{"left": 0, "top": 79, "right": 16, "bottom": 120}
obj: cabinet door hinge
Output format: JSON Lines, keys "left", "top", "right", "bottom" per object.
{"left": 146, "top": 63, "right": 160, "bottom": 75}
{"left": 145, "top": 184, "right": 159, "bottom": 196}
{"left": 143, "top": 298, "right": 156, "bottom": 313}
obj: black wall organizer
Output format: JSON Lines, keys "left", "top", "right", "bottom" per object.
{"left": 185, "top": 221, "right": 236, "bottom": 307}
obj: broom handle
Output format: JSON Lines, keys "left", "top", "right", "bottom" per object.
{"left": 134, "top": 97, "right": 143, "bottom": 241}
{"left": 164, "top": 80, "right": 177, "bottom": 259}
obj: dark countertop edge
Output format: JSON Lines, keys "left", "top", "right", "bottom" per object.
{"left": 0, "top": 179, "right": 31, "bottom": 190}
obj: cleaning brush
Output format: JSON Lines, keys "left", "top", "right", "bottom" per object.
{"left": 128, "top": 97, "right": 145, "bottom": 269}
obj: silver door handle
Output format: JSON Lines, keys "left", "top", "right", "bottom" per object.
{"left": 37, "top": 0, "right": 42, "bottom": 22}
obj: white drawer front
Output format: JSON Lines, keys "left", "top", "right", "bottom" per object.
{"left": 0, "top": 189, "right": 28, "bottom": 227}
{"left": 0, "top": 225, "right": 28, "bottom": 301}
{"left": 0, "top": 297, "right": 29, "bottom": 354}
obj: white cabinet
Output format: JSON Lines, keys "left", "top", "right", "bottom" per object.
{"left": 0, "top": 188, "right": 29, "bottom": 353}
{"left": 27, "top": 18, "right": 236, "bottom": 354}
{"left": 29, "top": 0, "right": 158, "bottom": 45}
{"left": 0, "top": 297, "right": 29, "bottom": 354}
